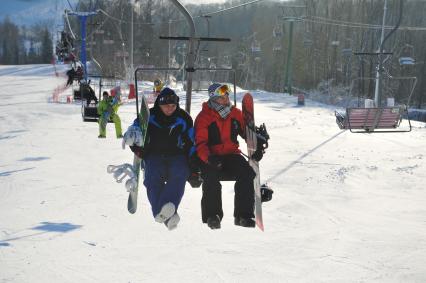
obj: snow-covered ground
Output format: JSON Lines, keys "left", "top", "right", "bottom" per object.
{"left": 1, "top": 64, "right": 425, "bottom": 283}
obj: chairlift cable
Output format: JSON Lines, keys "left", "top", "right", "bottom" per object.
{"left": 200, "top": 0, "right": 266, "bottom": 17}
{"left": 310, "top": 16, "right": 387, "bottom": 28}
{"left": 97, "top": 8, "right": 154, "bottom": 26}
{"left": 86, "top": 13, "right": 109, "bottom": 39}
{"left": 304, "top": 17, "right": 426, "bottom": 31}
{"left": 65, "top": 11, "right": 77, "bottom": 40}
{"left": 66, "top": 0, "right": 75, "bottom": 11}
{"left": 106, "top": 6, "right": 129, "bottom": 72}
{"left": 310, "top": 15, "right": 426, "bottom": 31}
{"left": 97, "top": 0, "right": 266, "bottom": 26}
{"left": 89, "top": 0, "right": 98, "bottom": 13}
{"left": 303, "top": 18, "right": 379, "bottom": 30}
{"left": 379, "top": 0, "right": 403, "bottom": 54}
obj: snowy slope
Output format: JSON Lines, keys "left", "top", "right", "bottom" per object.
{"left": 0, "top": 64, "right": 425, "bottom": 283}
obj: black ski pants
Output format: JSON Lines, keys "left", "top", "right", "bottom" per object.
{"left": 200, "top": 154, "right": 256, "bottom": 223}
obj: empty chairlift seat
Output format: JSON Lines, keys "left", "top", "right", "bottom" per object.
{"left": 335, "top": 106, "right": 411, "bottom": 133}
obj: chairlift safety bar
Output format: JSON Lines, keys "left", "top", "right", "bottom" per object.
{"left": 134, "top": 66, "right": 238, "bottom": 114}
{"left": 134, "top": 67, "right": 181, "bottom": 115}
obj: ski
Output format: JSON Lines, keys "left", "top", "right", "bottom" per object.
{"left": 242, "top": 93, "right": 264, "bottom": 231}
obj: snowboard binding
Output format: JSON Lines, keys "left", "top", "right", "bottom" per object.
{"left": 256, "top": 123, "right": 270, "bottom": 151}
{"left": 260, "top": 183, "right": 273, "bottom": 202}
{"left": 107, "top": 164, "right": 138, "bottom": 192}
{"left": 251, "top": 123, "right": 270, "bottom": 162}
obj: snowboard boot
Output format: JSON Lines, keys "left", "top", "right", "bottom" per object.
{"left": 234, "top": 217, "right": 255, "bottom": 228}
{"left": 207, "top": 215, "right": 221, "bottom": 230}
{"left": 164, "top": 213, "right": 180, "bottom": 231}
{"left": 154, "top": 202, "right": 175, "bottom": 223}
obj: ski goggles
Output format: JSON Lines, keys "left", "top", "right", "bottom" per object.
{"left": 213, "top": 84, "right": 231, "bottom": 97}
{"left": 158, "top": 94, "right": 179, "bottom": 105}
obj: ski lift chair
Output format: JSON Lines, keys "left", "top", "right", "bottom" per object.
{"left": 81, "top": 76, "right": 119, "bottom": 123}
{"left": 335, "top": 105, "right": 410, "bottom": 133}
{"left": 335, "top": 75, "right": 416, "bottom": 133}
{"left": 399, "top": 57, "right": 415, "bottom": 65}
{"left": 398, "top": 44, "right": 415, "bottom": 66}
{"left": 82, "top": 106, "right": 99, "bottom": 122}
{"left": 81, "top": 80, "right": 99, "bottom": 122}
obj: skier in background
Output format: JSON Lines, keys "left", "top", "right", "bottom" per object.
{"left": 194, "top": 83, "right": 264, "bottom": 230}
{"left": 81, "top": 81, "right": 98, "bottom": 106}
{"left": 123, "top": 87, "right": 196, "bottom": 230}
{"left": 153, "top": 78, "right": 164, "bottom": 95}
{"left": 147, "top": 78, "right": 164, "bottom": 103}
{"left": 97, "top": 91, "right": 122, "bottom": 138}
{"left": 66, "top": 61, "right": 83, "bottom": 86}
{"left": 66, "top": 67, "right": 76, "bottom": 86}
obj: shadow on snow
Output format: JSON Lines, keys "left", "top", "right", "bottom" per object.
{"left": 0, "top": 222, "right": 83, "bottom": 247}
{"left": 0, "top": 167, "right": 35, "bottom": 177}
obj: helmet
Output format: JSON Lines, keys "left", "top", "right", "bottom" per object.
{"left": 157, "top": 87, "right": 179, "bottom": 105}
{"left": 208, "top": 83, "right": 231, "bottom": 99}
{"left": 153, "top": 79, "right": 164, "bottom": 92}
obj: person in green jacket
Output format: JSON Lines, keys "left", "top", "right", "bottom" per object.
{"left": 97, "top": 91, "right": 123, "bottom": 138}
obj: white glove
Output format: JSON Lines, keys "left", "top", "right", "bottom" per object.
{"left": 122, "top": 125, "right": 143, "bottom": 149}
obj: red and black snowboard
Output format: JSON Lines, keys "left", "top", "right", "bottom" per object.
{"left": 242, "top": 93, "right": 264, "bottom": 231}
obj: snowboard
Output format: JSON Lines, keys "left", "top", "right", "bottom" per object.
{"left": 242, "top": 93, "right": 264, "bottom": 231}
{"left": 100, "top": 86, "right": 122, "bottom": 129}
{"left": 127, "top": 94, "right": 150, "bottom": 214}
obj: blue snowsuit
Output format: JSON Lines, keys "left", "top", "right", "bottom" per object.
{"left": 132, "top": 101, "right": 195, "bottom": 217}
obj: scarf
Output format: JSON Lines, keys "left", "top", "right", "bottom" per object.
{"left": 208, "top": 99, "right": 232, "bottom": 119}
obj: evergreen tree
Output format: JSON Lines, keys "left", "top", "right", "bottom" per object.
{"left": 40, "top": 28, "right": 53, "bottom": 63}
{"left": 27, "top": 39, "right": 38, "bottom": 64}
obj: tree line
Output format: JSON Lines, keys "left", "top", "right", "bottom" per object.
{"left": 68, "top": 0, "right": 424, "bottom": 107}
{"left": 0, "top": 18, "right": 53, "bottom": 65}
{"left": 3, "top": 0, "right": 425, "bottom": 108}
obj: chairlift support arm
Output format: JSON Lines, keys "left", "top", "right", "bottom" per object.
{"left": 169, "top": 0, "right": 196, "bottom": 113}
{"left": 375, "top": 0, "right": 404, "bottom": 107}
{"left": 164, "top": 0, "right": 233, "bottom": 114}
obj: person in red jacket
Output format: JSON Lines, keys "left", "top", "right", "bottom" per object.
{"left": 194, "top": 83, "right": 258, "bottom": 229}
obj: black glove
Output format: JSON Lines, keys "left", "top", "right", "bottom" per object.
{"left": 130, "top": 145, "right": 144, "bottom": 159}
{"left": 189, "top": 154, "right": 201, "bottom": 173}
{"left": 208, "top": 155, "right": 222, "bottom": 170}
{"left": 252, "top": 148, "right": 263, "bottom": 162}
{"left": 252, "top": 128, "right": 269, "bottom": 162}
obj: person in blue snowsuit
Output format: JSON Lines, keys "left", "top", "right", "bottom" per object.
{"left": 124, "top": 87, "right": 196, "bottom": 230}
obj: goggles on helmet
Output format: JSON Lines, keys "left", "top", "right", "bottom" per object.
{"left": 214, "top": 84, "right": 231, "bottom": 97}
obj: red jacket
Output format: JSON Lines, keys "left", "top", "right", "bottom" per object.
{"left": 194, "top": 102, "right": 246, "bottom": 163}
